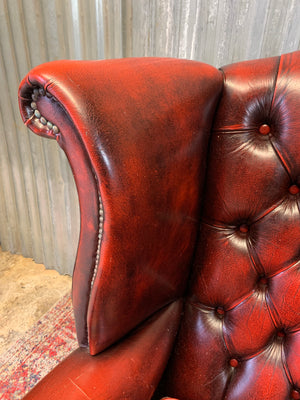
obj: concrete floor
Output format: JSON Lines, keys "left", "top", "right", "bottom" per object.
{"left": 0, "top": 247, "right": 72, "bottom": 355}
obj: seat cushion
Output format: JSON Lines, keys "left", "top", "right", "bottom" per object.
{"left": 161, "top": 51, "right": 300, "bottom": 400}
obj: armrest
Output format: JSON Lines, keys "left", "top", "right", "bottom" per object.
{"left": 18, "top": 58, "right": 223, "bottom": 355}
{"left": 23, "top": 301, "right": 182, "bottom": 400}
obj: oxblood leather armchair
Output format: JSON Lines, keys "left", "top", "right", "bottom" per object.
{"left": 18, "top": 51, "right": 300, "bottom": 400}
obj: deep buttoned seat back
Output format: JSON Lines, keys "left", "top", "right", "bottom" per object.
{"left": 18, "top": 51, "right": 300, "bottom": 399}
{"left": 161, "top": 51, "right": 300, "bottom": 400}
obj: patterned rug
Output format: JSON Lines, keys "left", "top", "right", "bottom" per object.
{"left": 0, "top": 292, "right": 77, "bottom": 399}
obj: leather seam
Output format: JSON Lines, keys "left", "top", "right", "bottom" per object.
{"left": 269, "top": 55, "right": 282, "bottom": 113}
{"left": 269, "top": 138, "right": 292, "bottom": 179}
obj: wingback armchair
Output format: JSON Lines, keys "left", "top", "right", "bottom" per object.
{"left": 18, "top": 51, "right": 300, "bottom": 400}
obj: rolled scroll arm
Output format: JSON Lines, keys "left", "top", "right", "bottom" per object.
{"left": 19, "top": 58, "right": 223, "bottom": 357}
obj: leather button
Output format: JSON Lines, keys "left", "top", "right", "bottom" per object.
{"left": 258, "top": 276, "right": 268, "bottom": 286}
{"left": 277, "top": 330, "right": 285, "bottom": 338}
{"left": 259, "top": 124, "right": 271, "bottom": 135}
{"left": 289, "top": 184, "right": 300, "bottom": 195}
{"left": 229, "top": 358, "right": 239, "bottom": 368}
{"left": 291, "top": 389, "right": 300, "bottom": 399}
{"left": 216, "top": 306, "right": 225, "bottom": 316}
{"left": 239, "top": 224, "right": 249, "bottom": 233}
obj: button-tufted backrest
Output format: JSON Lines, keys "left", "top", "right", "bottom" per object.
{"left": 161, "top": 51, "right": 300, "bottom": 400}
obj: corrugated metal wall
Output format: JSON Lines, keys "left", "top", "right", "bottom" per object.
{"left": 1, "top": 0, "right": 300, "bottom": 275}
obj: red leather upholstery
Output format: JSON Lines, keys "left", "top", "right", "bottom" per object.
{"left": 22, "top": 301, "right": 182, "bottom": 400}
{"left": 161, "top": 51, "right": 300, "bottom": 400}
{"left": 19, "top": 58, "right": 222, "bottom": 356}
{"left": 18, "top": 51, "right": 300, "bottom": 399}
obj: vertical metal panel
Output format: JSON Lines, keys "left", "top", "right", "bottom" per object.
{"left": 102, "top": 0, "right": 124, "bottom": 58}
{"left": 0, "top": 0, "right": 299, "bottom": 275}
{"left": 130, "top": 0, "right": 300, "bottom": 64}
{"left": 0, "top": 1, "right": 32, "bottom": 257}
